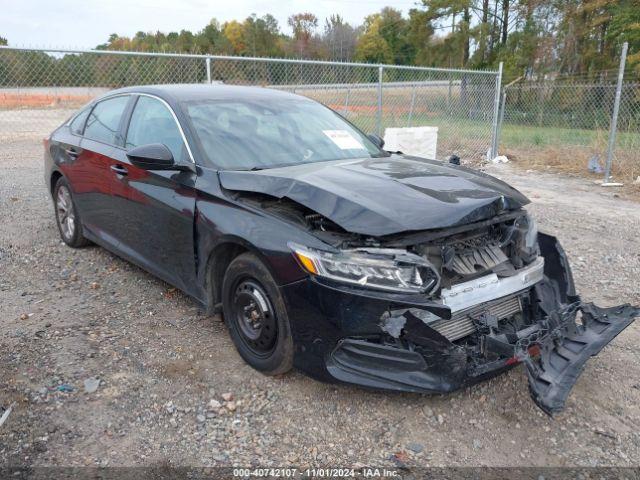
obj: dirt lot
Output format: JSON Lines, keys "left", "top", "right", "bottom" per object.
{"left": 1, "top": 136, "right": 639, "bottom": 469}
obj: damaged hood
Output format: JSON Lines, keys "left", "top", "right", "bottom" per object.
{"left": 219, "top": 155, "right": 529, "bottom": 236}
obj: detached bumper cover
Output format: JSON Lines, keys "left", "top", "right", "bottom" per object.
{"left": 524, "top": 303, "right": 639, "bottom": 415}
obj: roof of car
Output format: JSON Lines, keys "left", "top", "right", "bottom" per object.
{"left": 101, "top": 83, "right": 308, "bottom": 103}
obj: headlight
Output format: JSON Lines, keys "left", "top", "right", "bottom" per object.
{"left": 289, "top": 242, "right": 440, "bottom": 294}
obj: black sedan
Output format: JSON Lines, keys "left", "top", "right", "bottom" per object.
{"left": 45, "top": 84, "right": 638, "bottom": 414}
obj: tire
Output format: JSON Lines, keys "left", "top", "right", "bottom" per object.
{"left": 222, "top": 252, "right": 294, "bottom": 375}
{"left": 53, "top": 176, "right": 90, "bottom": 248}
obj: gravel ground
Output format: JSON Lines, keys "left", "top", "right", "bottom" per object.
{"left": 1, "top": 136, "right": 639, "bottom": 469}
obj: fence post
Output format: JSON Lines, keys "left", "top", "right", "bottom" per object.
{"left": 489, "top": 62, "right": 504, "bottom": 160}
{"left": 343, "top": 88, "right": 351, "bottom": 115}
{"left": 377, "top": 65, "right": 383, "bottom": 136}
{"left": 604, "top": 42, "right": 628, "bottom": 183}
{"left": 407, "top": 86, "right": 416, "bottom": 127}
{"left": 205, "top": 57, "right": 212, "bottom": 84}
{"left": 497, "top": 89, "right": 507, "bottom": 150}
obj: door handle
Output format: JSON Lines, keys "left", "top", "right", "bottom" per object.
{"left": 110, "top": 164, "right": 128, "bottom": 176}
{"left": 64, "top": 148, "right": 79, "bottom": 159}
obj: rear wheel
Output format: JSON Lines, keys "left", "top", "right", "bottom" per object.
{"left": 53, "top": 177, "right": 89, "bottom": 248}
{"left": 222, "top": 253, "right": 294, "bottom": 375}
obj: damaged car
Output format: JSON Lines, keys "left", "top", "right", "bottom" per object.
{"left": 45, "top": 84, "right": 638, "bottom": 415}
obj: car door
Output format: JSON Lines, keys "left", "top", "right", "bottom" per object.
{"left": 71, "top": 95, "right": 132, "bottom": 244}
{"left": 107, "top": 94, "right": 198, "bottom": 294}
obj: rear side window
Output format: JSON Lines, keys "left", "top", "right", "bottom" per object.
{"left": 84, "top": 96, "right": 130, "bottom": 146}
{"left": 70, "top": 108, "right": 90, "bottom": 135}
{"left": 126, "top": 96, "right": 187, "bottom": 163}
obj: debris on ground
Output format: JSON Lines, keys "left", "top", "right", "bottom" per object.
{"left": 0, "top": 404, "right": 15, "bottom": 429}
{"left": 406, "top": 442, "right": 424, "bottom": 454}
{"left": 491, "top": 155, "right": 510, "bottom": 164}
{"left": 389, "top": 451, "right": 409, "bottom": 468}
{"left": 83, "top": 377, "right": 100, "bottom": 394}
{"left": 588, "top": 154, "right": 603, "bottom": 174}
{"left": 593, "top": 429, "right": 617, "bottom": 440}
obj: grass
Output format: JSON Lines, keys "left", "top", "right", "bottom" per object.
{"left": 499, "top": 123, "right": 640, "bottom": 188}
{"left": 346, "top": 108, "right": 640, "bottom": 187}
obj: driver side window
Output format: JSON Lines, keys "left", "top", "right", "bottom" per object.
{"left": 126, "top": 96, "right": 188, "bottom": 163}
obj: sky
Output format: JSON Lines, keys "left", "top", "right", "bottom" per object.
{"left": 2, "top": 0, "right": 421, "bottom": 49}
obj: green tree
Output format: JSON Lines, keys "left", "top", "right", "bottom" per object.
{"left": 193, "top": 19, "right": 222, "bottom": 54}
{"left": 552, "top": 0, "right": 636, "bottom": 75}
{"left": 243, "top": 14, "right": 283, "bottom": 57}
{"left": 355, "top": 15, "right": 393, "bottom": 64}
{"left": 606, "top": 0, "right": 640, "bottom": 71}
{"left": 420, "top": 0, "right": 475, "bottom": 67}
{"left": 175, "top": 30, "right": 195, "bottom": 53}
{"left": 375, "top": 8, "right": 413, "bottom": 64}
{"left": 406, "top": 9, "right": 435, "bottom": 66}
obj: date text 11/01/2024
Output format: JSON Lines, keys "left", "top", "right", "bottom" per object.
{"left": 233, "top": 468, "right": 399, "bottom": 477}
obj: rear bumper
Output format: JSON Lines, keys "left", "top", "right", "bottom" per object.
{"left": 279, "top": 233, "right": 638, "bottom": 414}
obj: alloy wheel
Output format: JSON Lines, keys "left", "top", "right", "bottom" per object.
{"left": 56, "top": 185, "right": 75, "bottom": 241}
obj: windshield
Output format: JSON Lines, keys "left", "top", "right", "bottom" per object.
{"left": 184, "top": 96, "right": 386, "bottom": 170}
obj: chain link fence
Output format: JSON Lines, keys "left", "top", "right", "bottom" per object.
{"left": 615, "top": 83, "right": 640, "bottom": 180}
{"left": 498, "top": 43, "right": 639, "bottom": 184}
{"left": 0, "top": 46, "right": 500, "bottom": 162}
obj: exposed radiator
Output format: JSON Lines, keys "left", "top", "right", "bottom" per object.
{"left": 429, "top": 294, "right": 523, "bottom": 341}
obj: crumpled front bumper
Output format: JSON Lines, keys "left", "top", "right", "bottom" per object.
{"left": 282, "top": 233, "right": 638, "bottom": 415}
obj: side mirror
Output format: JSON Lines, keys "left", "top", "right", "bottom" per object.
{"left": 367, "top": 133, "right": 385, "bottom": 149}
{"left": 126, "top": 143, "right": 192, "bottom": 171}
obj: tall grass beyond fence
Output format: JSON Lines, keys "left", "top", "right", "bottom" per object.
{"left": 500, "top": 79, "right": 640, "bottom": 183}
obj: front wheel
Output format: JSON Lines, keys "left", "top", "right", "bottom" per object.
{"left": 221, "top": 253, "right": 294, "bottom": 375}
{"left": 53, "top": 177, "right": 89, "bottom": 248}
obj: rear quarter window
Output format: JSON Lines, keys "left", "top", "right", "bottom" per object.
{"left": 84, "top": 96, "right": 130, "bottom": 146}
{"left": 70, "top": 108, "right": 90, "bottom": 135}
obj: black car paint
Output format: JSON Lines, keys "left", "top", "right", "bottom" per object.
{"left": 107, "top": 144, "right": 199, "bottom": 294}
{"left": 45, "top": 84, "right": 638, "bottom": 415}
